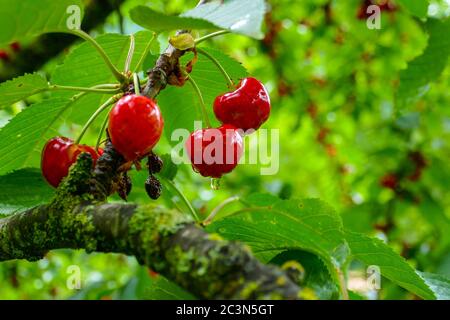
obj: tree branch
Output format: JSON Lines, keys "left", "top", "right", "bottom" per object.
{"left": 142, "top": 0, "right": 217, "bottom": 98}
{"left": 0, "top": 201, "right": 301, "bottom": 299}
{"left": 0, "top": 153, "right": 302, "bottom": 299}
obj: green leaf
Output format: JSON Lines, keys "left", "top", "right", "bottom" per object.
{"left": 130, "top": 6, "right": 215, "bottom": 34}
{"left": 0, "top": 32, "right": 155, "bottom": 175}
{"left": 418, "top": 272, "right": 450, "bottom": 300}
{"left": 345, "top": 231, "right": 436, "bottom": 300}
{"left": 0, "top": 168, "right": 53, "bottom": 215}
{"left": 0, "top": 97, "right": 72, "bottom": 175}
{"left": 0, "top": 73, "right": 49, "bottom": 109}
{"left": 159, "top": 47, "right": 246, "bottom": 144}
{"left": 397, "top": 0, "right": 429, "bottom": 19}
{"left": 207, "top": 197, "right": 349, "bottom": 294}
{"left": 419, "top": 197, "right": 450, "bottom": 248}
{"left": 183, "top": 0, "right": 266, "bottom": 38}
{"left": 117, "top": 266, "right": 196, "bottom": 300}
{"left": 130, "top": 0, "right": 266, "bottom": 39}
{"left": 137, "top": 274, "right": 196, "bottom": 300}
{"left": 0, "top": 0, "right": 85, "bottom": 47}
{"left": 398, "top": 18, "right": 450, "bottom": 104}
{"left": 245, "top": 193, "right": 279, "bottom": 207}
{"left": 158, "top": 85, "right": 199, "bottom": 145}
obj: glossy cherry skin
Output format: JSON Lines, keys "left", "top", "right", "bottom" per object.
{"left": 185, "top": 124, "right": 243, "bottom": 178}
{"left": 41, "top": 137, "right": 100, "bottom": 188}
{"left": 108, "top": 95, "right": 164, "bottom": 161}
{"left": 213, "top": 77, "right": 271, "bottom": 131}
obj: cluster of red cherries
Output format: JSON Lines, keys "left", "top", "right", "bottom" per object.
{"left": 41, "top": 94, "right": 164, "bottom": 189}
{"left": 40, "top": 77, "right": 270, "bottom": 196}
{"left": 186, "top": 77, "right": 271, "bottom": 179}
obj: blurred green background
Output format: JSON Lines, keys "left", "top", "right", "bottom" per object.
{"left": 0, "top": 0, "right": 449, "bottom": 299}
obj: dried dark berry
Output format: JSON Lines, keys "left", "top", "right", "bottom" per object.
{"left": 117, "top": 172, "right": 132, "bottom": 201}
{"left": 148, "top": 153, "right": 163, "bottom": 174}
{"left": 145, "top": 175, "right": 162, "bottom": 200}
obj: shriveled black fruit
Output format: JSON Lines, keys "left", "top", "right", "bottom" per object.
{"left": 145, "top": 175, "right": 162, "bottom": 200}
{"left": 148, "top": 153, "right": 163, "bottom": 174}
{"left": 117, "top": 172, "right": 132, "bottom": 201}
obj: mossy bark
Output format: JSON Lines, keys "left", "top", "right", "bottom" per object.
{"left": 0, "top": 202, "right": 301, "bottom": 299}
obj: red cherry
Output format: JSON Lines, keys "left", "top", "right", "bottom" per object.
{"left": 108, "top": 95, "right": 164, "bottom": 161}
{"left": 214, "top": 77, "right": 271, "bottom": 132}
{"left": 10, "top": 42, "right": 21, "bottom": 52}
{"left": 185, "top": 124, "right": 243, "bottom": 178}
{"left": 0, "top": 50, "right": 10, "bottom": 61}
{"left": 41, "top": 137, "right": 100, "bottom": 188}
{"left": 380, "top": 173, "right": 398, "bottom": 190}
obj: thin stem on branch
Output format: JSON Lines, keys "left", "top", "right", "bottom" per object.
{"left": 70, "top": 30, "right": 126, "bottom": 83}
{"left": 134, "top": 32, "right": 157, "bottom": 73}
{"left": 202, "top": 196, "right": 240, "bottom": 226}
{"left": 133, "top": 73, "right": 141, "bottom": 95}
{"left": 75, "top": 94, "right": 123, "bottom": 145}
{"left": 124, "top": 34, "right": 135, "bottom": 74}
{"left": 49, "top": 84, "right": 121, "bottom": 94}
{"left": 187, "top": 76, "right": 212, "bottom": 128}
{"left": 196, "top": 47, "right": 234, "bottom": 88}
{"left": 195, "top": 30, "right": 230, "bottom": 45}
{"left": 160, "top": 176, "right": 200, "bottom": 223}
{"left": 95, "top": 111, "right": 111, "bottom": 151}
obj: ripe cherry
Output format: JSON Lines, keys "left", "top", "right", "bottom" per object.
{"left": 10, "top": 42, "right": 21, "bottom": 52}
{"left": 0, "top": 50, "right": 10, "bottom": 61}
{"left": 108, "top": 95, "right": 164, "bottom": 162}
{"left": 185, "top": 124, "right": 243, "bottom": 178}
{"left": 380, "top": 173, "right": 398, "bottom": 190}
{"left": 213, "top": 77, "right": 271, "bottom": 132}
{"left": 41, "top": 137, "right": 100, "bottom": 188}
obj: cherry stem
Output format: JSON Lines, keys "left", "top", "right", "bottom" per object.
{"left": 196, "top": 47, "right": 234, "bottom": 89}
{"left": 338, "top": 269, "right": 349, "bottom": 300}
{"left": 160, "top": 176, "right": 200, "bottom": 222}
{"left": 133, "top": 32, "right": 157, "bottom": 73}
{"left": 95, "top": 111, "right": 111, "bottom": 151}
{"left": 124, "top": 34, "right": 135, "bottom": 74}
{"left": 202, "top": 196, "right": 240, "bottom": 226}
{"left": 70, "top": 30, "right": 126, "bottom": 83}
{"left": 133, "top": 73, "right": 141, "bottom": 95}
{"left": 75, "top": 94, "right": 123, "bottom": 145}
{"left": 195, "top": 30, "right": 230, "bottom": 45}
{"left": 187, "top": 76, "right": 212, "bottom": 128}
{"left": 49, "top": 84, "right": 121, "bottom": 94}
